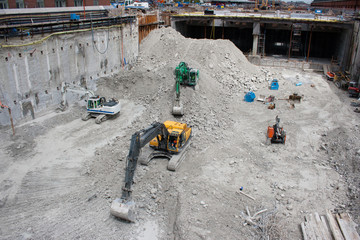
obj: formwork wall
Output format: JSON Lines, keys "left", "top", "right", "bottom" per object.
{"left": 138, "top": 14, "right": 158, "bottom": 44}
{"left": 0, "top": 22, "right": 138, "bottom": 126}
{"left": 350, "top": 20, "right": 360, "bottom": 84}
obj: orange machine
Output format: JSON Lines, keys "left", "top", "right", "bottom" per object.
{"left": 267, "top": 116, "right": 286, "bottom": 144}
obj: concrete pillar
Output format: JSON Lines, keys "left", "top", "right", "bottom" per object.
{"left": 252, "top": 22, "right": 260, "bottom": 56}
{"left": 252, "top": 35, "right": 259, "bottom": 56}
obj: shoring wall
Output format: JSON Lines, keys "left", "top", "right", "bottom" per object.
{"left": 0, "top": 21, "right": 138, "bottom": 126}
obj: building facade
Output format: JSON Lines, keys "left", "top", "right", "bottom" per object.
{"left": 311, "top": 0, "right": 360, "bottom": 11}
{"left": 0, "top": 0, "right": 110, "bottom": 9}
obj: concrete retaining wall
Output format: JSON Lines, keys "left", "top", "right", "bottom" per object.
{"left": 0, "top": 22, "right": 138, "bottom": 126}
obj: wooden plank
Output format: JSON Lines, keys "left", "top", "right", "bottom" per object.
{"left": 326, "top": 210, "right": 345, "bottom": 240}
{"left": 308, "top": 213, "right": 324, "bottom": 240}
{"left": 304, "top": 221, "right": 318, "bottom": 240}
{"left": 320, "top": 215, "right": 334, "bottom": 240}
{"left": 336, "top": 213, "right": 360, "bottom": 240}
{"left": 302, "top": 222, "right": 310, "bottom": 240}
{"left": 303, "top": 215, "right": 318, "bottom": 240}
{"left": 314, "top": 212, "right": 331, "bottom": 240}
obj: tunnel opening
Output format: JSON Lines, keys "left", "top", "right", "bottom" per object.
{"left": 184, "top": 24, "right": 253, "bottom": 53}
{"left": 172, "top": 19, "right": 352, "bottom": 65}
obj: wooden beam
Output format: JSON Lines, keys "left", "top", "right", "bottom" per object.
{"left": 326, "top": 210, "right": 345, "bottom": 240}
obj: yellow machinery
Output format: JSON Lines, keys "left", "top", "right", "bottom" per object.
{"left": 110, "top": 121, "right": 192, "bottom": 222}
{"left": 149, "top": 121, "right": 191, "bottom": 153}
{"left": 334, "top": 71, "right": 351, "bottom": 89}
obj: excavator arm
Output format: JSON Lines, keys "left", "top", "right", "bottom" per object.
{"left": 59, "top": 82, "right": 95, "bottom": 110}
{"left": 172, "top": 75, "right": 184, "bottom": 116}
{"left": 121, "top": 122, "right": 168, "bottom": 199}
{"left": 111, "top": 122, "right": 169, "bottom": 221}
{"left": 0, "top": 100, "right": 15, "bottom": 135}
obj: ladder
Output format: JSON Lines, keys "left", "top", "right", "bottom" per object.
{"left": 289, "top": 24, "right": 302, "bottom": 57}
{"left": 257, "top": 33, "right": 265, "bottom": 57}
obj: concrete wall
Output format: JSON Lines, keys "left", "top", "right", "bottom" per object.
{"left": 350, "top": 20, "right": 360, "bottom": 84}
{"left": 0, "top": 22, "right": 138, "bottom": 126}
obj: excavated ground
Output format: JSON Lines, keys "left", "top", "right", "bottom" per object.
{"left": 0, "top": 27, "right": 359, "bottom": 240}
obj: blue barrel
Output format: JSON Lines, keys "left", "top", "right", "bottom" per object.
{"left": 244, "top": 91, "right": 256, "bottom": 102}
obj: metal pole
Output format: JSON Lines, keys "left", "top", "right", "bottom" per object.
{"left": 222, "top": 20, "right": 224, "bottom": 39}
{"left": 306, "top": 25, "right": 313, "bottom": 62}
{"left": 288, "top": 25, "right": 293, "bottom": 59}
{"left": 83, "top": 0, "right": 86, "bottom": 20}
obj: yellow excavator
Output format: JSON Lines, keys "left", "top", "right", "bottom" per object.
{"left": 110, "top": 121, "right": 192, "bottom": 222}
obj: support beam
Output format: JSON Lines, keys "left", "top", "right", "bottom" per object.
{"left": 307, "top": 25, "right": 313, "bottom": 62}
{"left": 252, "top": 22, "right": 260, "bottom": 55}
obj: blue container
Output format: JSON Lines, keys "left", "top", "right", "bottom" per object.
{"left": 270, "top": 79, "right": 279, "bottom": 90}
{"left": 244, "top": 91, "right": 256, "bottom": 102}
{"left": 70, "top": 14, "right": 80, "bottom": 21}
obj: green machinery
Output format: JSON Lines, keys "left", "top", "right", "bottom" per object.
{"left": 174, "top": 62, "right": 199, "bottom": 87}
{"left": 172, "top": 62, "right": 199, "bottom": 116}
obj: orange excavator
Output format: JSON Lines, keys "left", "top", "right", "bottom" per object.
{"left": 0, "top": 100, "right": 15, "bottom": 135}
{"left": 267, "top": 116, "right": 286, "bottom": 144}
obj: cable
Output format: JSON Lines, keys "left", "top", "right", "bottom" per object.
{"left": 91, "top": 14, "right": 110, "bottom": 54}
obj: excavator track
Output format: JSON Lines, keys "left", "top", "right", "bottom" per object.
{"left": 95, "top": 114, "right": 107, "bottom": 124}
{"left": 167, "top": 142, "right": 191, "bottom": 171}
{"left": 141, "top": 151, "right": 172, "bottom": 166}
{"left": 81, "top": 113, "right": 92, "bottom": 121}
{"left": 140, "top": 142, "right": 191, "bottom": 171}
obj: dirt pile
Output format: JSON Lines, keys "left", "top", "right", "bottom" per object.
{"left": 97, "top": 27, "right": 269, "bottom": 142}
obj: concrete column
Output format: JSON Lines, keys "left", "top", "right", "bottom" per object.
{"left": 252, "top": 35, "right": 259, "bottom": 56}
{"left": 252, "top": 22, "right": 260, "bottom": 56}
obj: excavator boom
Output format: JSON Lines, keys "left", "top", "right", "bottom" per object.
{"left": 172, "top": 62, "right": 199, "bottom": 116}
{"left": 172, "top": 78, "right": 184, "bottom": 116}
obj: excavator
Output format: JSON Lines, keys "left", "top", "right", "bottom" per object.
{"left": 60, "top": 82, "right": 121, "bottom": 124}
{"left": 110, "top": 121, "right": 192, "bottom": 222}
{"left": 172, "top": 62, "right": 199, "bottom": 116}
{"left": 267, "top": 116, "right": 286, "bottom": 144}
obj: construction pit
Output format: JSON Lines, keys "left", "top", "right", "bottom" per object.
{"left": 1, "top": 26, "right": 360, "bottom": 239}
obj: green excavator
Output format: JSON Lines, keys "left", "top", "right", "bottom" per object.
{"left": 172, "top": 62, "right": 199, "bottom": 116}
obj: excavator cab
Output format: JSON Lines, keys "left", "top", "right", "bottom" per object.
{"left": 87, "top": 96, "right": 100, "bottom": 110}
{"left": 189, "top": 69, "right": 199, "bottom": 86}
{"left": 168, "top": 131, "right": 180, "bottom": 152}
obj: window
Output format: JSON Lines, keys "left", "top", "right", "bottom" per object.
{"left": 37, "top": 0, "right": 44, "bottom": 7}
{"left": 74, "top": 0, "right": 82, "bottom": 6}
{"left": 88, "top": 100, "right": 94, "bottom": 109}
{"left": 93, "top": 0, "right": 98, "bottom": 5}
{"left": 55, "top": 0, "right": 66, "bottom": 7}
{"left": 16, "top": 0, "right": 24, "bottom": 8}
{"left": 0, "top": 0, "right": 8, "bottom": 8}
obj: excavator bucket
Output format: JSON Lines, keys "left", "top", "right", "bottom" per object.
{"left": 172, "top": 98, "right": 184, "bottom": 116}
{"left": 110, "top": 198, "right": 135, "bottom": 222}
{"left": 172, "top": 105, "right": 184, "bottom": 116}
